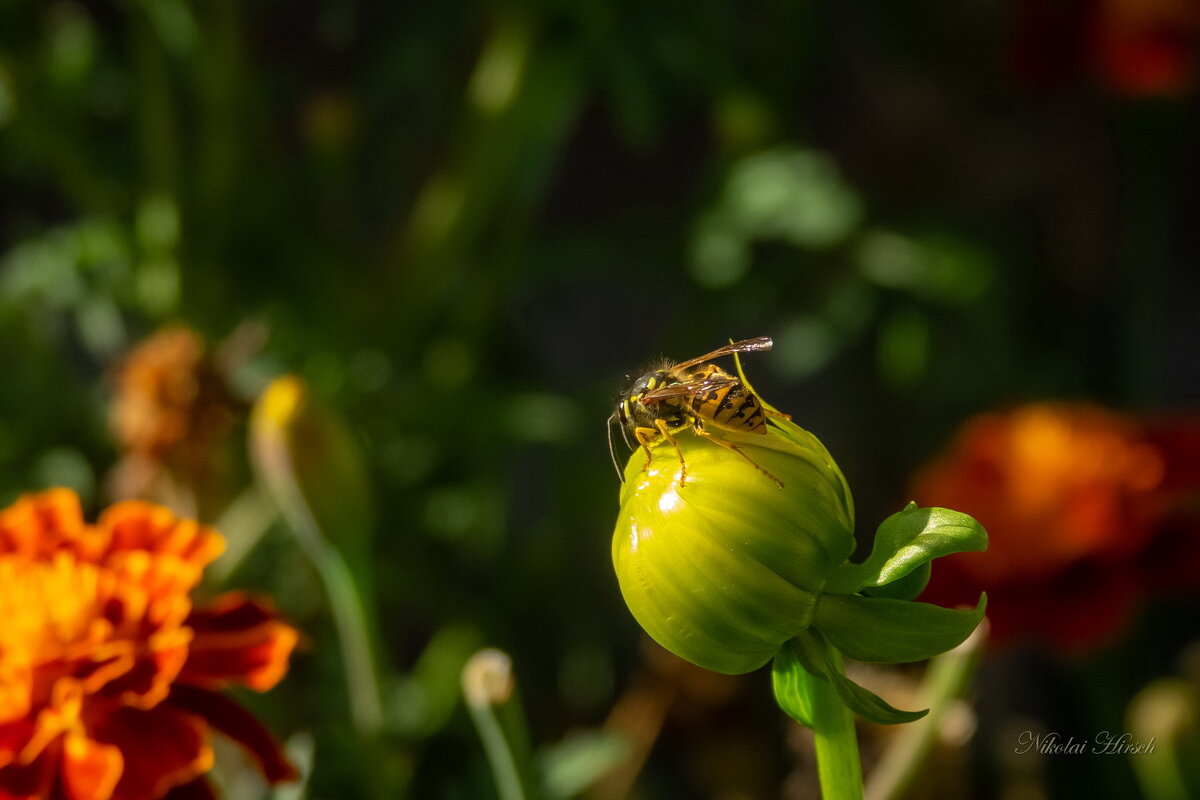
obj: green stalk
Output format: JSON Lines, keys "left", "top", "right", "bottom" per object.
{"left": 271, "top": 466, "right": 384, "bottom": 737}
{"left": 209, "top": 486, "right": 279, "bottom": 585}
{"left": 810, "top": 648, "right": 865, "bottom": 800}
{"left": 1130, "top": 737, "right": 1190, "bottom": 800}
{"left": 1127, "top": 678, "right": 1197, "bottom": 800}
{"left": 462, "top": 649, "right": 542, "bottom": 800}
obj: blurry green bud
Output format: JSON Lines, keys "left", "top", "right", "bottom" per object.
{"left": 612, "top": 418, "right": 856, "bottom": 674}
{"left": 250, "top": 375, "right": 374, "bottom": 549}
{"left": 1127, "top": 678, "right": 1200, "bottom": 800}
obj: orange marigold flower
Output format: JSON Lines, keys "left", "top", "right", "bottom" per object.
{"left": 0, "top": 490, "right": 298, "bottom": 800}
{"left": 912, "top": 403, "right": 1200, "bottom": 652}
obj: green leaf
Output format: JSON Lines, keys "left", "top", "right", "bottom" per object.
{"left": 771, "top": 643, "right": 816, "bottom": 727}
{"left": 825, "top": 503, "right": 986, "bottom": 595}
{"left": 388, "top": 623, "right": 485, "bottom": 737}
{"left": 863, "top": 561, "right": 929, "bottom": 600}
{"left": 776, "top": 632, "right": 927, "bottom": 727}
{"left": 539, "top": 730, "right": 631, "bottom": 800}
{"left": 814, "top": 592, "right": 987, "bottom": 663}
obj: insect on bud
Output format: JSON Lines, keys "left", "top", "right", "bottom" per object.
{"left": 610, "top": 340, "right": 988, "bottom": 726}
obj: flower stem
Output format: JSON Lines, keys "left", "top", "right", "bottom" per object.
{"left": 271, "top": 469, "right": 384, "bottom": 737}
{"left": 463, "top": 649, "right": 542, "bottom": 800}
{"left": 210, "top": 486, "right": 279, "bottom": 585}
{"left": 810, "top": 647, "right": 865, "bottom": 800}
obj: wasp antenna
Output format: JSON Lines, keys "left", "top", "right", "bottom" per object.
{"left": 607, "top": 412, "right": 626, "bottom": 482}
{"left": 618, "top": 418, "right": 634, "bottom": 451}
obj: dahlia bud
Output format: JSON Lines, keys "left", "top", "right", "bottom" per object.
{"left": 612, "top": 417, "right": 855, "bottom": 675}
{"left": 611, "top": 378, "right": 987, "bottom": 726}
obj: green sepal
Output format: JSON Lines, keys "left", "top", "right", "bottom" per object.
{"left": 814, "top": 592, "right": 987, "bottom": 663}
{"left": 774, "top": 630, "right": 928, "bottom": 727}
{"left": 863, "top": 561, "right": 930, "bottom": 600}
{"left": 825, "top": 503, "right": 987, "bottom": 595}
{"left": 771, "top": 642, "right": 816, "bottom": 727}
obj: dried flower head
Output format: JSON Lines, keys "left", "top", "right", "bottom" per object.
{"left": 110, "top": 326, "right": 235, "bottom": 467}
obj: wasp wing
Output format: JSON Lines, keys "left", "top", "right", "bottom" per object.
{"left": 672, "top": 336, "right": 773, "bottom": 371}
{"left": 637, "top": 374, "right": 740, "bottom": 405}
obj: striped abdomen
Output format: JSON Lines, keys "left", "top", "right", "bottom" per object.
{"left": 686, "top": 365, "right": 767, "bottom": 434}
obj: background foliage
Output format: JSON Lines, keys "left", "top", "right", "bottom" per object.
{"left": 2, "top": 1, "right": 1199, "bottom": 798}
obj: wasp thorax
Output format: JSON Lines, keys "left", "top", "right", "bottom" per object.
{"left": 621, "top": 370, "right": 688, "bottom": 434}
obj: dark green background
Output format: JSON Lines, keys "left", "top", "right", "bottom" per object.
{"left": 2, "top": 2, "right": 1198, "bottom": 798}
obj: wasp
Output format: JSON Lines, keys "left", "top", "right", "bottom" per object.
{"left": 608, "top": 336, "right": 789, "bottom": 488}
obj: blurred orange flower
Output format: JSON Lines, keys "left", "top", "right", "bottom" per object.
{"left": 0, "top": 489, "right": 297, "bottom": 800}
{"left": 107, "top": 327, "right": 238, "bottom": 512}
{"left": 1011, "top": 0, "right": 1200, "bottom": 97}
{"left": 110, "top": 327, "right": 233, "bottom": 464}
{"left": 913, "top": 403, "right": 1200, "bottom": 652}
{"left": 1092, "top": 0, "right": 1200, "bottom": 96}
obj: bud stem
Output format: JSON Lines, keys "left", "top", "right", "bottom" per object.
{"left": 811, "top": 647, "right": 865, "bottom": 800}
{"left": 269, "top": 462, "right": 384, "bottom": 737}
{"left": 463, "top": 649, "right": 542, "bottom": 800}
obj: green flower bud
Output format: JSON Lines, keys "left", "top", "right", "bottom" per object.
{"left": 610, "top": 348, "right": 987, "bottom": 729}
{"left": 612, "top": 417, "right": 857, "bottom": 674}
{"left": 250, "top": 375, "right": 374, "bottom": 549}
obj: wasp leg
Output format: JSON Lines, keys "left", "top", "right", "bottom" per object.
{"left": 634, "top": 422, "right": 689, "bottom": 484}
{"left": 656, "top": 419, "right": 688, "bottom": 485}
{"left": 764, "top": 407, "right": 792, "bottom": 421}
{"left": 693, "top": 425, "right": 784, "bottom": 489}
{"left": 633, "top": 427, "right": 658, "bottom": 473}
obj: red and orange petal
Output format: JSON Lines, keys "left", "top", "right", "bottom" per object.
{"left": 88, "top": 705, "right": 212, "bottom": 800}
{"left": 915, "top": 403, "right": 1200, "bottom": 652}
{"left": 0, "top": 665, "right": 33, "bottom": 730}
{"left": 97, "top": 628, "right": 192, "bottom": 712}
{"left": 911, "top": 403, "right": 1165, "bottom": 584}
{"left": 0, "top": 745, "right": 57, "bottom": 800}
{"left": 0, "top": 553, "right": 196, "bottom": 764}
{"left": 181, "top": 595, "right": 298, "bottom": 693}
{"left": 167, "top": 688, "right": 296, "bottom": 785}
{"left": 0, "top": 492, "right": 225, "bottom": 581}
{"left": 0, "top": 719, "right": 36, "bottom": 770}
{"left": 21, "top": 679, "right": 86, "bottom": 767}
{"left": 62, "top": 733, "right": 123, "bottom": 800}
{"left": 95, "top": 505, "right": 224, "bottom": 576}
{"left": 0, "top": 490, "right": 92, "bottom": 563}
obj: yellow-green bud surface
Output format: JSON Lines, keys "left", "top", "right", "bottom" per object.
{"left": 613, "top": 417, "right": 856, "bottom": 674}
